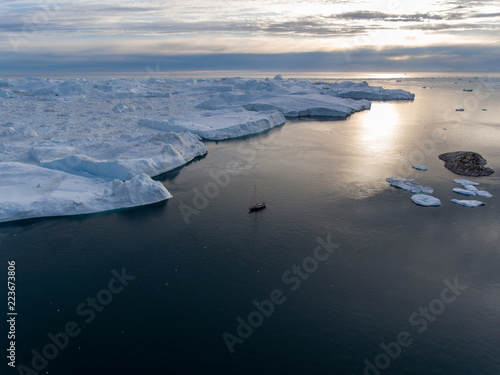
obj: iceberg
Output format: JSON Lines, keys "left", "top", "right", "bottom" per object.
{"left": 386, "top": 178, "right": 433, "bottom": 194}
{"left": 241, "top": 94, "right": 371, "bottom": 119}
{"left": 31, "top": 132, "right": 207, "bottom": 181}
{"left": 451, "top": 199, "right": 486, "bottom": 208}
{"left": 0, "top": 162, "right": 171, "bottom": 223}
{"left": 139, "top": 109, "right": 286, "bottom": 140}
{"left": 324, "top": 81, "right": 415, "bottom": 101}
{"left": 0, "top": 76, "right": 416, "bottom": 223}
{"left": 411, "top": 194, "right": 441, "bottom": 207}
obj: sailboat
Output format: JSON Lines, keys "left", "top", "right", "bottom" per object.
{"left": 249, "top": 185, "right": 266, "bottom": 212}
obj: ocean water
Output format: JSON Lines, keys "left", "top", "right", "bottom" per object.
{"left": 1, "top": 76, "right": 500, "bottom": 375}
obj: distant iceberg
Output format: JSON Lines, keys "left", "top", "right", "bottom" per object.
{"left": 324, "top": 81, "right": 415, "bottom": 101}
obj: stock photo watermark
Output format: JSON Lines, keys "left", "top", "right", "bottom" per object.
{"left": 222, "top": 235, "right": 340, "bottom": 354}
{"left": 178, "top": 145, "right": 257, "bottom": 224}
{"left": 9, "top": 0, "right": 61, "bottom": 53}
{"left": 15, "top": 268, "right": 135, "bottom": 375}
{"left": 361, "top": 277, "right": 467, "bottom": 375}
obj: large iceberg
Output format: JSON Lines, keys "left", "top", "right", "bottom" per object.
{"left": 0, "top": 162, "right": 171, "bottom": 223}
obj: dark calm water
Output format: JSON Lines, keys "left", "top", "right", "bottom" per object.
{"left": 1, "top": 77, "right": 500, "bottom": 375}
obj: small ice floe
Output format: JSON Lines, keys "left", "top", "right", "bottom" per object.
{"left": 411, "top": 194, "right": 441, "bottom": 207}
{"left": 476, "top": 190, "right": 493, "bottom": 198}
{"left": 453, "top": 179, "right": 479, "bottom": 186}
{"left": 456, "top": 108, "right": 464, "bottom": 112}
{"left": 453, "top": 188, "right": 476, "bottom": 196}
{"left": 463, "top": 184, "right": 478, "bottom": 192}
{"left": 451, "top": 199, "right": 485, "bottom": 208}
{"left": 386, "top": 178, "right": 433, "bottom": 194}
{"left": 412, "top": 165, "right": 428, "bottom": 171}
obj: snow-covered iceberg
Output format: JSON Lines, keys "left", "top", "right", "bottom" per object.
{"left": 139, "top": 109, "right": 286, "bottom": 140}
{"left": 324, "top": 81, "right": 415, "bottom": 101}
{"left": 0, "top": 162, "right": 171, "bottom": 223}
{"left": 32, "top": 132, "right": 207, "bottom": 181}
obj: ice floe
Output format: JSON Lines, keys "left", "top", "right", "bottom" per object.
{"left": 453, "top": 188, "right": 476, "bottom": 196}
{"left": 476, "top": 190, "right": 493, "bottom": 198}
{"left": 453, "top": 179, "right": 479, "bottom": 186}
{"left": 411, "top": 194, "right": 441, "bottom": 207}
{"left": 386, "top": 178, "right": 433, "bottom": 194}
{"left": 451, "top": 199, "right": 486, "bottom": 208}
{"left": 412, "top": 165, "right": 428, "bottom": 171}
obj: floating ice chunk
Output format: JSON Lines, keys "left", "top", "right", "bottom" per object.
{"left": 411, "top": 194, "right": 441, "bottom": 207}
{"left": 0, "top": 162, "right": 171, "bottom": 223}
{"left": 386, "top": 178, "right": 433, "bottom": 194}
{"left": 451, "top": 199, "right": 485, "bottom": 207}
{"left": 453, "top": 179, "right": 479, "bottom": 186}
{"left": 476, "top": 190, "right": 493, "bottom": 198}
{"left": 463, "top": 184, "right": 478, "bottom": 192}
{"left": 453, "top": 188, "right": 476, "bottom": 196}
{"left": 412, "top": 165, "right": 428, "bottom": 171}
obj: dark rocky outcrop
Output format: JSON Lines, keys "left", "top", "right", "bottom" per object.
{"left": 439, "top": 151, "right": 495, "bottom": 177}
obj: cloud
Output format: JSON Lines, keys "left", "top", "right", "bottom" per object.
{"left": 331, "top": 11, "right": 445, "bottom": 22}
{"left": 1, "top": 45, "right": 499, "bottom": 74}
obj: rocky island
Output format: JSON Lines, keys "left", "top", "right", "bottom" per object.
{"left": 438, "top": 151, "right": 495, "bottom": 177}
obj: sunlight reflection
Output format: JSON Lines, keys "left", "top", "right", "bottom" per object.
{"left": 359, "top": 103, "right": 400, "bottom": 153}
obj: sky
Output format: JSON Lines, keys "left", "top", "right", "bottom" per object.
{"left": 0, "top": 0, "right": 499, "bottom": 73}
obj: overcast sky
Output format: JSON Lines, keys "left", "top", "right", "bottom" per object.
{"left": 0, "top": 0, "right": 499, "bottom": 73}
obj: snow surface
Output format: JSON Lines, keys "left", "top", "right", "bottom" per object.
{"left": 0, "top": 76, "right": 414, "bottom": 222}
{"left": 411, "top": 194, "right": 441, "bottom": 207}
{"left": 451, "top": 199, "right": 486, "bottom": 208}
